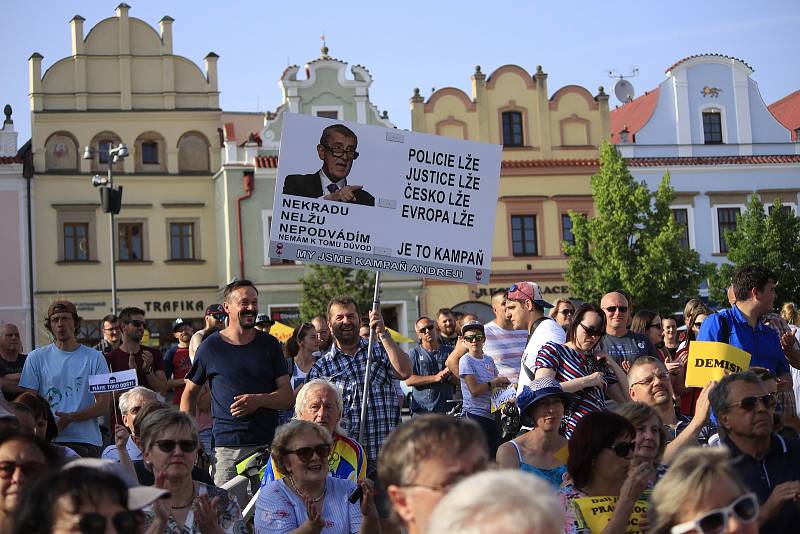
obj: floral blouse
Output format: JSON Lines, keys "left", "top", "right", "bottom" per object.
{"left": 142, "top": 482, "right": 247, "bottom": 534}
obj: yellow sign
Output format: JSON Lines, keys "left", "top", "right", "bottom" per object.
{"left": 573, "top": 496, "right": 648, "bottom": 534}
{"left": 685, "top": 341, "right": 751, "bottom": 387}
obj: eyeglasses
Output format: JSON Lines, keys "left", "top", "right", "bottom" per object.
{"left": 125, "top": 320, "right": 145, "bottom": 328}
{"left": 728, "top": 394, "right": 777, "bottom": 411}
{"left": 670, "top": 492, "right": 759, "bottom": 534}
{"left": 508, "top": 283, "right": 534, "bottom": 300}
{"left": 693, "top": 321, "right": 704, "bottom": 328}
{"left": 631, "top": 371, "right": 671, "bottom": 387}
{"left": 579, "top": 323, "right": 604, "bottom": 338}
{"left": 608, "top": 441, "right": 636, "bottom": 457}
{"left": 288, "top": 443, "right": 332, "bottom": 462}
{"left": 155, "top": 439, "right": 198, "bottom": 453}
{"left": 322, "top": 144, "right": 359, "bottom": 160}
{"left": 417, "top": 325, "right": 435, "bottom": 334}
{"left": 647, "top": 323, "right": 663, "bottom": 330}
{"left": 212, "top": 313, "right": 227, "bottom": 321}
{"left": 78, "top": 511, "right": 140, "bottom": 534}
{"left": 463, "top": 334, "right": 485, "bottom": 342}
{"left": 0, "top": 461, "right": 45, "bottom": 479}
{"left": 559, "top": 309, "right": 575, "bottom": 316}
{"left": 604, "top": 306, "right": 628, "bottom": 314}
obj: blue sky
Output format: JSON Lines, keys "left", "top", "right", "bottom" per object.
{"left": 3, "top": 0, "right": 798, "bottom": 142}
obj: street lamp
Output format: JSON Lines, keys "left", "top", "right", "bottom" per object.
{"left": 84, "top": 143, "right": 128, "bottom": 316}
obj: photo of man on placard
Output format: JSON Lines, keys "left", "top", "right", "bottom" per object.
{"left": 282, "top": 123, "right": 375, "bottom": 207}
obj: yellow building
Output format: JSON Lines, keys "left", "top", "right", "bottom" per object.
{"left": 29, "top": 4, "right": 221, "bottom": 346}
{"left": 411, "top": 65, "right": 609, "bottom": 317}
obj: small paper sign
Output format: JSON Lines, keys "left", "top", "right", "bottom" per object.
{"left": 573, "top": 496, "right": 648, "bottom": 534}
{"left": 490, "top": 384, "right": 516, "bottom": 413}
{"left": 88, "top": 369, "right": 138, "bottom": 393}
{"left": 685, "top": 341, "right": 751, "bottom": 387}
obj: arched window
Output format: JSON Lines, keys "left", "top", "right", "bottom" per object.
{"left": 501, "top": 111, "right": 524, "bottom": 147}
{"left": 44, "top": 131, "right": 79, "bottom": 171}
{"left": 88, "top": 131, "right": 124, "bottom": 173}
{"left": 177, "top": 131, "right": 210, "bottom": 172}
{"left": 134, "top": 131, "right": 167, "bottom": 172}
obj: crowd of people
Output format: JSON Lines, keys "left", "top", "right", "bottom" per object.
{"left": 0, "top": 264, "right": 799, "bottom": 532}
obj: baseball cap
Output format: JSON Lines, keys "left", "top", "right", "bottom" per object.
{"left": 255, "top": 313, "right": 272, "bottom": 326}
{"left": 516, "top": 377, "right": 573, "bottom": 414}
{"left": 171, "top": 318, "right": 187, "bottom": 332}
{"left": 63, "top": 459, "right": 169, "bottom": 510}
{"left": 507, "top": 282, "right": 553, "bottom": 309}
{"left": 204, "top": 304, "right": 226, "bottom": 317}
{"left": 460, "top": 320, "right": 485, "bottom": 336}
{"left": 47, "top": 300, "right": 78, "bottom": 318}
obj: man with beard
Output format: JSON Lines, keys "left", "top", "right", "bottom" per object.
{"left": 19, "top": 301, "right": 111, "bottom": 457}
{"left": 436, "top": 308, "right": 459, "bottom": 349}
{"left": 627, "top": 356, "right": 715, "bottom": 462}
{"left": 93, "top": 314, "right": 120, "bottom": 357}
{"left": 307, "top": 296, "right": 412, "bottom": 471}
{"left": 163, "top": 318, "right": 193, "bottom": 406}
{"left": 189, "top": 304, "right": 227, "bottom": 361}
{"left": 107, "top": 307, "right": 168, "bottom": 401}
{"left": 710, "top": 371, "right": 800, "bottom": 532}
{"left": 0, "top": 323, "right": 26, "bottom": 399}
{"left": 181, "top": 279, "right": 293, "bottom": 488}
{"left": 312, "top": 313, "right": 333, "bottom": 355}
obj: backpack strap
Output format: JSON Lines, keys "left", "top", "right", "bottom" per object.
{"left": 523, "top": 317, "right": 553, "bottom": 381}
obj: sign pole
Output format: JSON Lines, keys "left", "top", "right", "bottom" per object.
{"left": 357, "top": 270, "right": 381, "bottom": 444}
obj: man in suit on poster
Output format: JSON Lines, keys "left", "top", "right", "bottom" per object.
{"left": 282, "top": 123, "right": 375, "bottom": 206}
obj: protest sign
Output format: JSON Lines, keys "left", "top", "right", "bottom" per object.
{"left": 88, "top": 369, "right": 138, "bottom": 393}
{"left": 268, "top": 113, "right": 502, "bottom": 284}
{"left": 573, "top": 496, "right": 648, "bottom": 534}
{"left": 490, "top": 384, "right": 517, "bottom": 413}
{"left": 685, "top": 341, "right": 751, "bottom": 387}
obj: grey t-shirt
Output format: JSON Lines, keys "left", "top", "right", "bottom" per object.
{"left": 459, "top": 353, "right": 499, "bottom": 419}
{"left": 597, "top": 331, "right": 657, "bottom": 366}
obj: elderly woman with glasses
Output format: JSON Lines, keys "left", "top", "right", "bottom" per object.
{"left": 256, "top": 420, "right": 378, "bottom": 534}
{"left": 649, "top": 447, "right": 758, "bottom": 534}
{"left": 139, "top": 408, "right": 245, "bottom": 534}
{"left": 560, "top": 412, "right": 652, "bottom": 534}
{"left": 534, "top": 303, "right": 629, "bottom": 438}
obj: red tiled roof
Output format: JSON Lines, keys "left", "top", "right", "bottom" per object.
{"left": 0, "top": 156, "right": 22, "bottom": 164}
{"left": 502, "top": 158, "right": 599, "bottom": 169}
{"left": 769, "top": 90, "right": 800, "bottom": 141}
{"left": 627, "top": 155, "right": 800, "bottom": 167}
{"left": 609, "top": 88, "right": 660, "bottom": 144}
{"left": 223, "top": 123, "right": 235, "bottom": 142}
{"left": 666, "top": 53, "right": 752, "bottom": 73}
{"left": 255, "top": 156, "right": 279, "bottom": 168}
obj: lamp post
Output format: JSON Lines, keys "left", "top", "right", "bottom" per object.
{"left": 84, "top": 143, "right": 128, "bottom": 316}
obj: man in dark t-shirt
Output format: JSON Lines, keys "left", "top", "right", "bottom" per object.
{"left": 598, "top": 291, "right": 657, "bottom": 367}
{"left": 0, "top": 323, "right": 26, "bottom": 399}
{"left": 163, "top": 318, "right": 194, "bottom": 405}
{"left": 180, "top": 279, "right": 292, "bottom": 493}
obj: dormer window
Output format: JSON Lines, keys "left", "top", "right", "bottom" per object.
{"left": 703, "top": 110, "right": 723, "bottom": 144}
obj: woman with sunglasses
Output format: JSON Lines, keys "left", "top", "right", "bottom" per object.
{"left": 534, "top": 303, "right": 629, "bottom": 438}
{"left": 674, "top": 306, "right": 711, "bottom": 417}
{"left": 649, "top": 447, "right": 758, "bottom": 534}
{"left": 560, "top": 412, "right": 652, "bottom": 534}
{"left": 139, "top": 408, "right": 245, "bottom": 533}
{"left": 256, "top": 420, "right": 378, "bottom": 533}
{"left": 550, "top": 299, "right": 576, "bottom": 332}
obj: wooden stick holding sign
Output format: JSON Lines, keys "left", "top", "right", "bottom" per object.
{"left": 685, "top": 341, "right": 751, "bottom": 387}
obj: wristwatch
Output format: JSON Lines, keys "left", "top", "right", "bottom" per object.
{"left": 378, "top": 331, "right": 390, "bottom": 340}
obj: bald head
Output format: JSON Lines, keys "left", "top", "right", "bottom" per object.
{"left": 0, "top": 324, "right": 22, "bottom": 356}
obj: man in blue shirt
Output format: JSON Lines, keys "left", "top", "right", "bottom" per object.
{"left": 405, "top": 316, "right": 457, "bottom": 415}
{"left": 698, "top": 265, "right": 794, "bottom": 380}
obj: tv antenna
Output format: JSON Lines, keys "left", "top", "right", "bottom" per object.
{"left": 606, "top": 68, "right": 639, "bottom": 104}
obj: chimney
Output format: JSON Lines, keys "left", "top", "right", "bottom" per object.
{"left": 204, "top": 52, "right": 219, "bottom": 91}
{"left": 70, "top": 15, "right": 85, "bottom": 55}
{"left": 159, "top": 16, "right": 174, "bottom": 53}
{"left": 28, "top": 53, "right": 43, "bottom": 112}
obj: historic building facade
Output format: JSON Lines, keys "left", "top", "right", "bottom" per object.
{"left": 216, "top": 47, "right": 423, "bottom": 336}
{"left": 411, "top": 65, "right": 609, "bottom": 318}
{"left": 611, "top": 54, "right": 800, "bottom": 266}
{"left": 29, "top": 4, "right": 222, "bottom": 345}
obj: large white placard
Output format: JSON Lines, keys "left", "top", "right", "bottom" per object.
{"left": 268, "top": 114, "right": 502, "bottom": 283}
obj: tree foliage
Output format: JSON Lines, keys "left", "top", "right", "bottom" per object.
{"left": 564, "top": 141, "right": 706, "bottom": 315}
{"left": 299, "top": 264, "right": 374, "bottom": 322}
{"left": 708, "top": 195, "right": 800, "bottom": 307}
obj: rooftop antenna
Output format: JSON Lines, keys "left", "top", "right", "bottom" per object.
{"left": 606, "top": 67, "right": 639, "bottom": 104}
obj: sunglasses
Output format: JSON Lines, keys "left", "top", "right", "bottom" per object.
{"left": 288, "top": 443, "right": 332, "bottom": 462}
{"left": 631, "top": 371, "right": 670, "bottom": 387}
{"left": 670, "top": 492, "right": 759, "bottom": 534}
{"left": 125, "top": 320, "right": 145, "bottom": 328}
{"left": 604, "top": 306, "right": 628, "bottom": 313}
{"left": 78, "top": 511, "right": 140, "bottom": 534}
{"left": 608, "top": 441, "right": 636, "bottom": 457}
{"left": 693, "top": 321, "right": 704, "bottom": 328}
{"left": 728, "top": 394, "right": 777, "bottom": 411}
{"left": 417, "top": 325, "right": 435, "bottom": 334}
{"left": 508, "top": 283, "right": 534, "bottom": 300}
{"left": 559, "top": 309, "right": 575, "bottom": 316}
{"left": 212, "top": 313, "right": 227, "bottom": 321}
{"left": 579, "top": 323, "right": 604, "bottom": 338}
{"left": 647, "top": 323, "right": 663, "bottom": 330}
{"left": 155, "top": 439, "right": 198, "bottom": 453}
{"left": 463, "top": 334, "right": 485, "bottom": 342}
{"left": 0, "top": 461, "right": 45, "bottom": 479}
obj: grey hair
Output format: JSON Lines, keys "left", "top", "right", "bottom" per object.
{"left": 117, "top": 386, "right": 160, "bottom": 414}
{"left": 294, "top": 379, "right": 346, "bottom": 436}
{"left": 271, "top": 420, "right": 332, "bottom": 477}
{"left": 139, "top": 407, "right": 198, "bottom": 453}
{"left": 709, "top": 371, "right": 763, "bottom": 418}
{"left": 425, "top": 470, "right": 562, "bottom": 534}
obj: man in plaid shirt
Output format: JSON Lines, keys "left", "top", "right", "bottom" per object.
{"left": 307, "top": 296, "right": 412, "bottom": 473}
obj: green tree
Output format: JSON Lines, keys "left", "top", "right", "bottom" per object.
{"left": 708, "top": 195, "right": 800, "bottom": 307}
{"left": 564, "top": 141, "right": 706, "bottom": 314}
{"left": 299, "top": 264, "right": 374, "bottom": 322}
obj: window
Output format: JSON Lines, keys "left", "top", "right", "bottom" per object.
{"left": 768, "top": 204, "right": 793, "bottom": 216}
{"left": 316, "top": 111, "right": 338, "bottom": 119}
{"left": 717, "top": 207, "right": 740, "bottom": 253}
{"left": 502, "top": 111, "right": 524, "bottom": 147}
{"left": 169, "top": 222, "right": 194, "bottom": 260}
{"left": 511, "top": 215, "right": 537, "bottom": 256}
{"left": 672, "top": 209, "right": 690, "bottom": 250}
{"left": 142, "top": 142, "right": 159, "bottom": 164}
{"left": 562, "top": 214, "right": 575, "bottom": 246}
{"left": 118, "top": 222, "right": 144, "bottom": 261}
{"left": 63, "top": 222, "right": 89, "bottom": 261}
{"left": 702, "top": 111, "right": 723, "bottom": 144}
{"left": 98, "top": 141, "right": 112, "bottom": 164}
